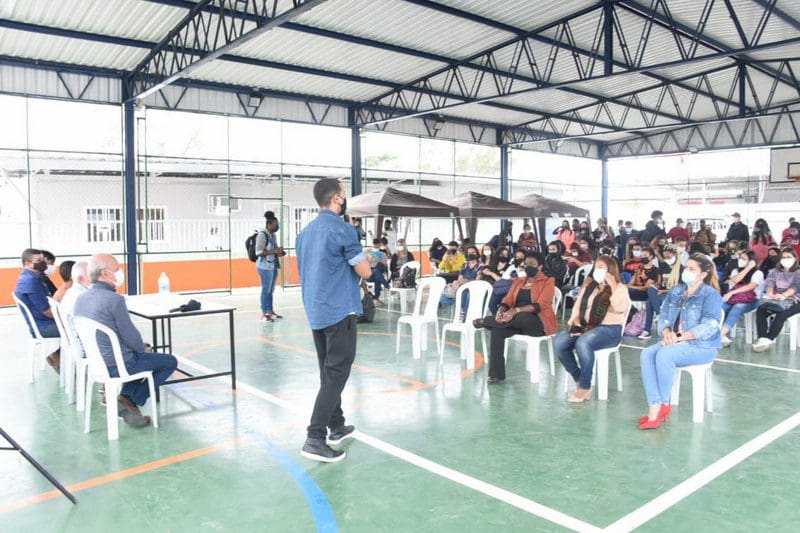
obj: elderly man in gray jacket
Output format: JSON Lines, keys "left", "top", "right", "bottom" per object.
{"left": 74, "top": 253, "right": 177, "bottom": 428}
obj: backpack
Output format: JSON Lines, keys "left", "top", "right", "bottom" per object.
{"left": 357, "top": 291, "right": 376, "bottom": 323}
{"left": 246, "top": 230, "right": 265, "bottom": 262}
{"left": 399, "top": 267, "right": 417, "bottom": 289}
{"left": 624, "top": 308, "right": 647, "bottom": 337}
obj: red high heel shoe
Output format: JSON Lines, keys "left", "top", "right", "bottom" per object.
{"left": 638, "top": 404, "right": 671, "bottom": 430}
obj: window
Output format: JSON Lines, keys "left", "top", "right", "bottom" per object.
{"left": 292, "top": 206, "right": 320, "bottom": 240}
{"left": 137, "top": 207, "right": 166, "bottom": 242}
{"left": 85, "top": 207, "right": 122, "bottom": 243}
{"left": 208, "top": 194, "right": 241, "bottom": 214}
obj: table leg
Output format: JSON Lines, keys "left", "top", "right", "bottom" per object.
{"left": 167, "top": 318, "right": 173, "bottom": 354}
{"left": 229, "top": 310, "right": 236, "bottom": 390}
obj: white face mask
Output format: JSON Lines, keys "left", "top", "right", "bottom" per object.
{"left": 665, "top": 257, "right": 676, "bottom": 266}
{"left": 677, "top": 246, "right": 686, "bottom": 253}
{"left": 738, "top": 258, "right": 748, "bottom": 269}
{"left": 571, "top": 251, "right": 579, "bottom": 257}
{"left": 114, "top": 269, "right": 125, "bottom": 289}
{"left": 592, "top": 268, "right": 607, "bottom": 284}
{"left": 44, "top": 264, "right": 56, "bottom": 276}
{"left": 781, "top": 258, "right": 795, "bottom": 270}
{"left": 632, "top": 250, "right": 642, "bottom": 258}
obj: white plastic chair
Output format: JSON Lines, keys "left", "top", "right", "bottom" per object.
{"left": 73, "top": 316, "right": 158, "bottom": 440}
{"left": 728, "top": 308, "right": 755, "bottom": 344}
{"left": 561, "top": 264, "right": 592, "bottom": 320}
{"left": 47, "top": 297, "right": 76, "bottom": 401}
{"left": 563, "top": 300, "right": 632, "bottom": 400}
{"left": 438, "top": 280, "right": 491, "bottom": 369}
{"left": 396, "top": 276, "right": 446, "bottom": 359}
{"left": 669, "top": 310, "right": 723, "bottom": 423}
{"left": 12, "top": 293, "right": 62, "bottom": 384}
{"left": 49, "top": 297, "right": 90, "bottom": 411}
{"left": 787, "top": 314, "right": 800, "bottom": 351}
{"left": 388, "top": 261, "right": 421, "bottom": 314}
{"left": 504, "top": 288, "right": 562, "bottom": 384}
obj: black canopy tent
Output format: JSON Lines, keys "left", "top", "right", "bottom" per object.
{"left": 512, "top": 194, "right": 590, "bottom": 251}
{"left": 444, "top": 191, "right": 531, "bottom": 245}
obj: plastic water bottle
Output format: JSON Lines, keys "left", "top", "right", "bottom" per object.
{"left": 158, "top": 272, "right": 170, "bottom": 296}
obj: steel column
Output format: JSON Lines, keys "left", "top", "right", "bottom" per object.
{"left": 499, "top": 133, "right": 510, "bottom": 234}
{"left": 601, "top": 147, "right": 609, "bottom": 219}
{"left": 122, "top": 97, "right": 139, "bottom": 295}
{"left": 604, "top": 0, "right": 613, "bottom": 76}
{"left": 349, "top": 108, "right": 363, "bottom": 196}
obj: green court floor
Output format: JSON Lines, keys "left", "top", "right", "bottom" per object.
{"left": 1, "top": 289, "right": 799, "bottom": 532}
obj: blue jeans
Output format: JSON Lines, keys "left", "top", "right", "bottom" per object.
{"left": 258, "top": 267, "right": 277, "bottom": 313}
{"left": 640, "top": 342, "right": 718, "bottom": 405}
{"left": 721, "top": 301, "right": 758, "bottom": 332}
{"left": 370, "top": 268, "right": 390, "bottom": 299}
{"left": 38, "top": 320, "right": 60, "bottom": 338}
{"left": 110, "top": 352, "right": 178, "bottom": 406}
{"left": 645, "top": 286, "right": 667, "bottom": 332}
{"left": 555, "top": 325, "right": 623, "bottom": 389}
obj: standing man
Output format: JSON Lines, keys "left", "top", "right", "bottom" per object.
{"left": 255, "top": 211, "right": 284, "bottom": 322}
{"left": 726, "top": 212, "right": 749, "bottom": 243}
{"left": 667, "top": 218, "right": 689, "bottom": 242}
{"left": 296, "top": 178, "right": 371, "bottom": 463}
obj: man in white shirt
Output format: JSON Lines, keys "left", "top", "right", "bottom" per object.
{"left": 60, "top": 260, "right": 90, "bottom": 318}
{"left": 383, "top": 219, "right": 397, "bottom": 255}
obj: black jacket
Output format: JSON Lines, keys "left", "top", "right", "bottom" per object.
{"left": 726, "top": 222, "right": 749, "bottom": 243}
{"left": 543, "top": 254, "right": 568, "bottom": 288}
{"left": 639, "top": 220, "right": 666, "bottom": 244}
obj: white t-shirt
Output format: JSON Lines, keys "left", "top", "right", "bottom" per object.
{"left": 384, "top": 229, "right": 397, "bottom": 254}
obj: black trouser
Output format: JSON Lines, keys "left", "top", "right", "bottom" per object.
{"left": 483, "top": 313, "right": 545, "bottom": 380}
{"left": 438, "top": 272, "right": 460, "bottom": 283}
{"left": 307, "top": 315, "right": 357, "bottom": 440}
{"left": 756, "top": 301, "right": 800, "bottom": 340}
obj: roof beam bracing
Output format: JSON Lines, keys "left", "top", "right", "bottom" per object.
{"left": 750, "top": 0, "right": 800, "bottom": 32}
{"left": 126, "top": 0, "right": 329, "bottom": 101}
{"left": 617, "top": 0, "right": 796, "bottom": 94}
{"left": 358, "top": 0, "right": 748, "bottom": 129}
{"left": 603, "top": 104, "right": 800, "bottom": 157}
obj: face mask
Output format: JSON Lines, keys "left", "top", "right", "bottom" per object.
{"left": 548, "top": 250, "right": 558, "bottom": 256}
{"left": 677, "top": 247, "right": 686, "bottom": 253}
{"left": 626, "top": 228, "right": 632, "bottom": 233}
{"left": 641, "top": 257, "right": 650, "bottom": 265}
{"left": 500, "top": 254, "right": 509, "bottom": 259}
{"left": 448, "top": 248, "right": 457, "bottom": 254}
{"left": 44, "top": 264, "right": 56, "bottom": 276}
{"left": 113, "top": 269, "right": 125, "bottom": 289}
{"left": 571, "top": 251, "right": 579, "bottom": 257}
{"left": 483, "top": 250, "right": 491, "bottom": 257}
{"left": 272, "top": 223, "right": 280, "bottom": 232}
{"left": 33, "top": 260, "right": 47, "bottom": 273}
{"left": 592, "top": 268, "right": 607, "bottom": 284}
{"left": 781, "top": 258, "right": 795, "bottom": 270}
{"left": 339, "top": 197, "right": 347, "bottom": 216}
{"left": 738, "top": 258, "right": 748, "bottom": 268}
{"left": 665, "top": 257, "right": 676, "bottom": 266}
{"left": 466, "top": 253, "right": 478, "bottom": 261}
{"left": 580, "top": 244, "right": 588, "bottom": 250}
{"left": 514, "top": 256, "right": 524, "bottom": 264}
{"left": 524, "top": 265, "right": 538, "bottom": 278}
{"left": 632, "top": 250, "right": 642, "bottom": 258}
{"left": 681, "top": 270, "right": 697, "bottom": 285}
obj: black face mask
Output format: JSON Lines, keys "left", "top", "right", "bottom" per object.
{"left": 641, "top": 257, "right": 650, "bottom": 264}
{"left": 525, "top": 265, "right": 538, "bottom": 278}
{"left": 448, "top": 248, "right": 457, "bottom": 254}
{"left": 466, "top": 253, "right": 478, "bottom": 261}
{"left": 514, "top": 257, "right": 524, "bottom": 265}
{"left": 340, "top": 198, "right": 347, "bottom": 216}
{"left": 33, "top": 260, "right": 47, "bottom": 273}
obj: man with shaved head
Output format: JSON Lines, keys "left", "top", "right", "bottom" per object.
{"left": 73, "top": 254, "right": 177, "bottom": 428}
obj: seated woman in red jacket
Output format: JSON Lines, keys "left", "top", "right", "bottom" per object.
{"left": 473, "top": 252, "right": 557, "bottom": 384}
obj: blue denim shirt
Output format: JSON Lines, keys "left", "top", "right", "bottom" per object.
{"left": 296, "top": 209, "right": 366, "bottom": 330}
{"left": 14, "top": 268, "right": 55, "bottom": 335}
{"left": 657, "top": 282, "right": 722, "bottom": 349}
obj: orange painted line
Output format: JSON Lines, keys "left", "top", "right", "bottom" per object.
{"left": 260, "top": 336, "right": 428, "bottom": 387}
{"left": 0, "top": 438, "right": 241, "bottom": 515}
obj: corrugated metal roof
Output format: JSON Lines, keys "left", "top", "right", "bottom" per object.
{"left": 434, "top": 0, "right": 601, "bottom": 32}
{"left": 0, "top": 27, "right": 144, "bottom": 70}
{"left": 234, "top": 27, "right": 446, "bottom": 84}
{"left": 189, "top": 59, "right": 386, "bottom": 102}
{"left": 0, "top": 0, "right": 185, "bottom": 42}
{"left": 293, "top": 0, "right": 515, "bottom": 60}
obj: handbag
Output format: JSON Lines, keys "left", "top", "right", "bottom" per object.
{"left": 491, "top": 278, "right": 513, "bottom": 297}
{"left": 759, "top": 298, "right": 795, "bottom": 312}
{"left": 727, "top": 283, "right": 756, "bottom": 304}
{"left": 624, "top": 309, "right": 647, "bottom": 337}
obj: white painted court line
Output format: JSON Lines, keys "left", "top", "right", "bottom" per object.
{"left": 604, "top": 409, "right": 800, "bottom": 532}
{"left": 174, "top": 355, "right": 602, "bottom": 532}
{"left": 622, "top": 343, "right": 800, "bottom": 374}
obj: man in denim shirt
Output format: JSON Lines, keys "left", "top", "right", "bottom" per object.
{"left": 14, "top": 248, "right": 60, "bottom": 373}
{"left": 296, "top": 178, "right": 371, "bottom": 463}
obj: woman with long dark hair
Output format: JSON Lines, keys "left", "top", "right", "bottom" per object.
{"left": 750, "top": 218, "right": 776, "bottom": 262}
{"left": 720, "top": 248, "right": 763, "bottom": 347}
{"left": 555, "top": 255, "right": 631, "bottom": 402}
{"left": 752, "top": 247, "right": 800, "bottom": 352}
{"left": 638, "top": 253, "right": 722, "bottom": 429}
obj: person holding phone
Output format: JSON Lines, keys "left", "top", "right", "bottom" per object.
{"left": 638, "top": 254, "right": 722, "bottom": 430}
{"left": 555, "top": 255, "right": 631, "bottom": 403}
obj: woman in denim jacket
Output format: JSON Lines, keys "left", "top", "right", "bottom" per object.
{"left": 638, "top": 253, "right": 722, "bottom": 429}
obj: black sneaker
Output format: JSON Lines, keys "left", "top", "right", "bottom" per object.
{"left": 301, "top": 438, "right": 346, "bottom": 463}
{"left": 327, "top": 425, "right": 355, "bottom": 445}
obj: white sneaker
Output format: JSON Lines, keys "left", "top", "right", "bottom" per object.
{"left": 721, "top": 335, "right": 732, "bottom": 347}
{"left": 638, "top": 331, "right": 651, "bottom": 340}
{"left": 752, "top": 337, "right": 774, "bottom": 353}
